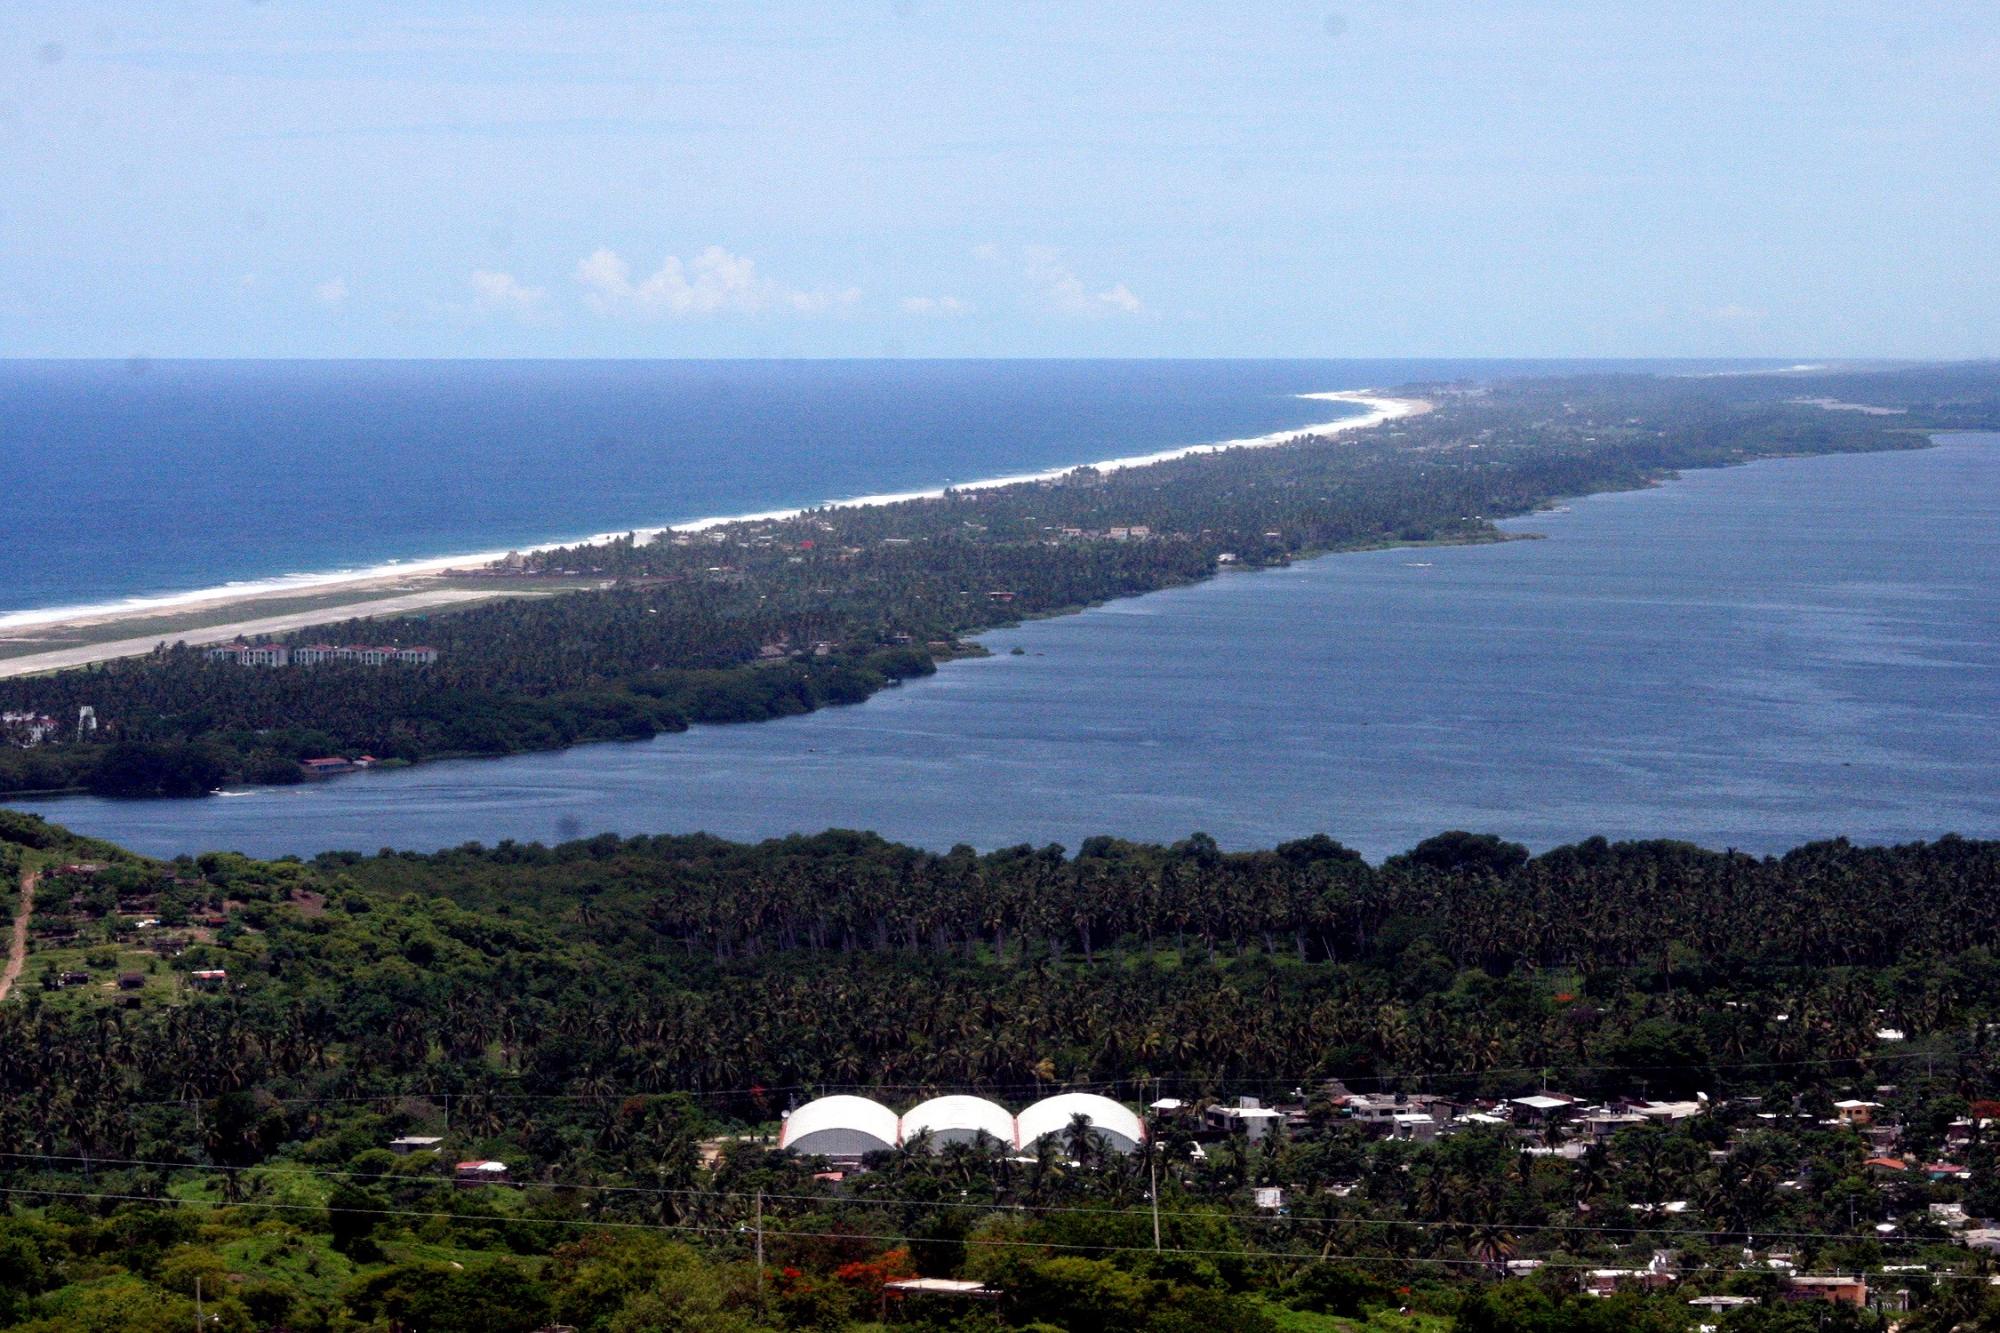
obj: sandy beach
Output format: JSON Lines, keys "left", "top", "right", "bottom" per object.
{"left": 0, "top": 390, "right": 1429, "bottom": 677}
{"left": 0, "top": 589, "right": 510, "bottom": 680}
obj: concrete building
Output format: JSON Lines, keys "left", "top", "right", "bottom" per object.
{"left": 1207, "top": 1097, "right": 1286, "bottom": 1144}
{"left": 455, "top": 1160, "right": 509, "bottom": 1186}
{"left": 389, "top": 1136, "right": 444, "bottom": 1155}
{"left": 0, "top": 711, "right": 60, "bottom": 746}
{"left": 1509, "top": 1094, "right": 1581, "bottom": 1126}
{"left": 1785, "top": 1275, "right": 1868, "bottom": 1307}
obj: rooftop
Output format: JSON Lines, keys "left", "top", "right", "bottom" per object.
{"left": 1511, "top": 1094, "right": 1575, "bottom": 1111}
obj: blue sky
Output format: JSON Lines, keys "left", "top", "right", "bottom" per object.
{"left": 1, "top": 2, "right": 1994, "bottom": 358}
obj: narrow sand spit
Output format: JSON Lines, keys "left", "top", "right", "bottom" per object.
{"left": 0, "top": 392, "right": 1432, "bottom": 676}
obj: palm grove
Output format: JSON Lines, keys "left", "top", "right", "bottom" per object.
{"left": 4, "top": 809, "right": 2000, "bottom": 1329}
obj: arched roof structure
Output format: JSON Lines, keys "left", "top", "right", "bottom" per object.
{"left": 779, "top": 1095, "right": 899, "bottom": 1158}
{"left": 900, "top": 1095, "right": 1017, "bottom": 1150}
{"left": 1016, "top": 1093, "right": 1145, "bottom": 1154}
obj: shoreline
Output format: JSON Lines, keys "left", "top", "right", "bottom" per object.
{"left": 0, "top": 390, "right": 1427, "bottom": 663}
{"left": 4, "top": 426, "right": 1980, "bottom": 822}
{"left": 9, "top": 433, "right": 1988, "bottom": 849}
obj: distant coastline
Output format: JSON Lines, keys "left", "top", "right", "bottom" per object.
{"left": 4, "top": 362, "right": 1986, "bottom": 807}
{"left": 0, "top": 390, "right": 1426, "bottom": 676}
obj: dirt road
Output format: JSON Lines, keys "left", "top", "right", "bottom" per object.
{"left": 0, "top": 867, "right": 36, "bottom": 1002}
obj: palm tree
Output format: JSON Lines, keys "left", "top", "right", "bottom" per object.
{"left": 1464, "top": 1218, "right": 1518, "bottom": 1276}
{"left": 1573, "top": 1144, "right": 1608, "bottom": 1212}
{"left": 1062, "top": 1112, "right": 1103, "bottom": 1171}
{"left": 1027, "top": 1135, "right": 1066, "bottom": 1204}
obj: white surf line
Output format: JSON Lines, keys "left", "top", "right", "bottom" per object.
{"left": 0, "top": 390, "right": 1427, "bottom": 636}
{"left": 658, "top": 390, "right": 1429, "bottom": 534}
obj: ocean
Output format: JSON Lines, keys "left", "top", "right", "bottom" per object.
{"left": 0, "top": 358, "right": 1632, "bottom": 625}
{"left": 14, "top": 430, "right": 1997, "bottom": 861}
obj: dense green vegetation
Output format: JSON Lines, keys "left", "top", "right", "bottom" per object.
{"left": 4, "top": 362, "right": 1996, "bottom": 797}
{"left": 4, "top": 809, "right": 2000, "bottom": 1329}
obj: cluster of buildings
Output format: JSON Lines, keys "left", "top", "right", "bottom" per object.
{"left": 33, "top": 862, "right": 231, "bottom": 1003}
{"left": 297, "top": 755, "right": 392, "bottom": 777}
{"left": 1318, "top": 1084, "right": 1711, "bottom": 1147}
{"left": 776, "top": 1080, "right": 1995, "bottom": 1312}
{"left": 773, "top": 1086, "right": 1722, "bottom": 1166}
{"left": 1560, "top": 1259, "right": 1873, "bottom": 1310}
{"left": 383, "top": 1135, "right": 510, "bottom": 1187}
{"left": 1053, "top": 524, "right": 1152, "bottom": 541}
{"left": 0, "top": 710, "right": 60, "bottom": 746}
{"left": 2, "top": 707, "right": 98, "bottom": 749}
{"left": 203, "top": 642, "right": 439, "bottom": 667}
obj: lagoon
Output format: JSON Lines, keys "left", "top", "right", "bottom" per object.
{"left": 15, "top": 435, "right": 1999, "bottom": 861}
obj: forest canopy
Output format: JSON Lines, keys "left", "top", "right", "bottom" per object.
{"left": 1, "top": 812, "right": 1998, "bottom": 1327}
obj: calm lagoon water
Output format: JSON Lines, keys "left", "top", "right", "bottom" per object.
{"left": 16, "top": 434, "right": 1998, "bottom": 861}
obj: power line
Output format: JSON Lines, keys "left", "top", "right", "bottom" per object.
{"left": 0, "top": 1185, "right": 1984, "bottom": 1284}
{"left": 51, "top": 1040, "right": 1986, "bottom": 1115}
{"left": 0, "top": 1151, "right": 1962, "bottom": 1248}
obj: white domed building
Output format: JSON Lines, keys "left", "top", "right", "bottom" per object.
{"left": 899, "top": 1095, "right": 1018, "bottom": 1150}
{"left": 778, "top": 1091, "right": 1147, "bottom": 1161}
{"left": 778, "top": 1095, "right": 900, "bottom": 1160}
{"left": 1016, "top": 1092, "right": 1146, "bottom": 1155}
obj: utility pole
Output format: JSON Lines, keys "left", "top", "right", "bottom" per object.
{"left": 1150, "top": 1148, "right": 1161, "bottom": 1252}
{"left": 1149, "top": 1078, "right": 1161, "bottom": 1252}
{"left": 194, "top": 1275, "right": 203, "bottom": 1330}
{"left": 754, "top": 1188, "right": 766, "bottom": 1297}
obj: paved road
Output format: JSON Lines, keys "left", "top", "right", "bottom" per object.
{"left": 0, "top": 589, "right": 505, "bottom": 679}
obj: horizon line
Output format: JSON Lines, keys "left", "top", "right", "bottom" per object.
{"left": 0, "top": 354, "right": 1958, "bottom": 366}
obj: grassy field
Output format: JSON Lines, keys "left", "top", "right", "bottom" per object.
{"left": 155, "top": 1162, "right": 554, "bottom": 1305}
{"left": 21, "top": 936, "right": 193, "bottom": 1008}
{"left": 1255, "top": 1301, "right": 1456, "bottom": 1332}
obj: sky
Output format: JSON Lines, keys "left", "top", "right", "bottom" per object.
{"left": 0, "top": 2, "right": 1995, "bottom": 359}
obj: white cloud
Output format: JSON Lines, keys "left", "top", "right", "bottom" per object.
{"left": 573, "top": 245, "right": 858, "bottom": 318}
{"left": 313, "top": 277, "right": 349, "bottom": 306}
{"left": 900, "top": 295, "right": 969, "bottom": 317}
{"left": 1024, "top": 247, "right": 1142, "bottom": 317}
{"left": 1705, "top": 302, "right": 1767, "bottom": 327}
{"left": 469, "top": 269, "right": 548, "bottom": 320}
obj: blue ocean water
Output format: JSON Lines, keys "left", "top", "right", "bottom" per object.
{"left": 18, "top": 433, "right": 1997, "bottom": 861}
{"left": 0, "top": 358, "right": 1640, "bottom": 621}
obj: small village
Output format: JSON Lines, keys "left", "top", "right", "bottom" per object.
{"left": 749, "top": 1078, "right": 2000, "bottom": 1317}
{"left": 18, "top": 858, "right": 290, "bottom": 1008}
